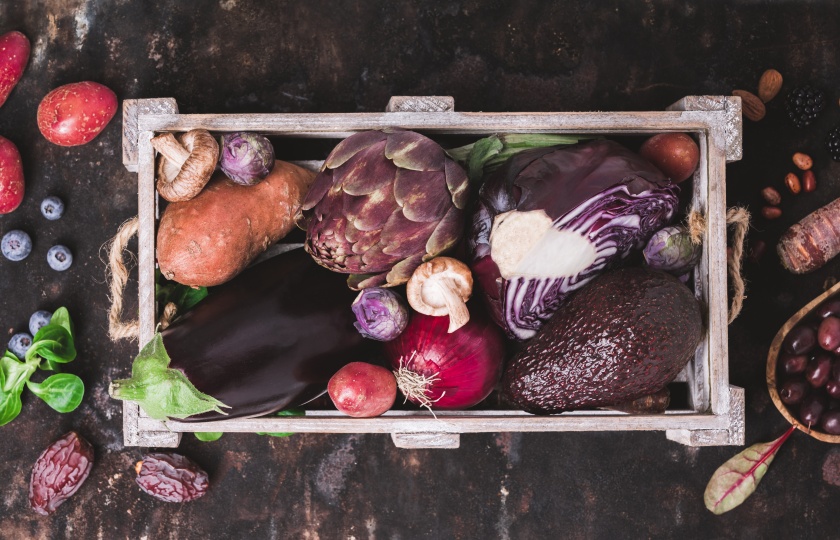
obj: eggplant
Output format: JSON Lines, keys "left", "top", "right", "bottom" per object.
{"left": 110, "top": 248, "right": 379, "bottom": 422}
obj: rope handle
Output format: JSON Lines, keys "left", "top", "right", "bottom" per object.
{"left": 106, "top": 208, "right": 750, "bottom": 341}
{"left": 106, "top": 216, "right": 177, "bottom": 342}
{"left": 688, "top": 207, "right": 750, "bottom": 324}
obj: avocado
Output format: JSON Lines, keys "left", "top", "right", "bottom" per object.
{"left": 502, "top": 266, "right": 702, "bottom": 414}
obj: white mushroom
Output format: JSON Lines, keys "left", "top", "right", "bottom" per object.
{"left": 406, "top": 257, "right": 473, "bottom": 333}
{"left": 151, "top": 129, "right": 219, "bottom": 202}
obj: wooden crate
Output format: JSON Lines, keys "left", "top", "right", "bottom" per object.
{"left": 120, "top": 95, "right": 745, "bottom": 449}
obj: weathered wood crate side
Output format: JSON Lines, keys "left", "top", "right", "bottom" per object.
{"left": 120, "top": 95, "right": 744, "bottom": 449}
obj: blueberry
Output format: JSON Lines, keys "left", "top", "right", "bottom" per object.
{"left": 8, "top": 332, "right": 33, "bottom": 359}
{"left": 47, "top": 245, "right": 73, "bottom": 271}
{"left": 40, "top": 196, "right": 65, "bottom": 220}
{"left": 1, "top": 230, "right": 32, "bottom": 261}
{"left": 29, "top": 310, "right": 53, "bottom": 336}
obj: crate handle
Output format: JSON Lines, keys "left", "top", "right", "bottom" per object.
{"left": 105, "top": 216, "right": 178, "bottom": 342}
{"left": 688, "top": 207, "right": 750, "bottom": 324}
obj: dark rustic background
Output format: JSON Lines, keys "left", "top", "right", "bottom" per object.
{"left": 2, "top": 1, "right": 840, "bottom": 538}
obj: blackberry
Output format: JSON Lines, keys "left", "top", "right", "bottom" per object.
{"left": 786, "top": 85, "right": 825, "bottom": 128}
{"left": 827, "top": 126, "right": 840, "bottom": 161}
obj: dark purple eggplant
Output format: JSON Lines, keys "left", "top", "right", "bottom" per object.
{"left": 110, "top": 248, "right": 379, "bottom": 422}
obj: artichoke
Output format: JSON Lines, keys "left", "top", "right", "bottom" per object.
{"left": 298, "top": 129, "right": 469, "bottom": 289}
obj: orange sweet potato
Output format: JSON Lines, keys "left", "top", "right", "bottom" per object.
{"left": 157, "top": 160, "right": 315, "bottom": 287}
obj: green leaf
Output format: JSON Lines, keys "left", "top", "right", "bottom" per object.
{"left": 258, "top": 409, "right": 304, "bottom": 438}
{"left": 0, "top": 387, "right": 23, "bottom": 426}
{"left": 194, "top": 432, "right": 223, "bottom": 442}
{"left": 446, "top": 133, "right": 590, "bottom": 183}
{"left": 108, "top": 333, "right": 229, "bottom": 421}
{"left": 704, "top": 425, "right": 797, "bottom": 515}
{"left": 27, "top": 324, "right": 76, "bottom": 365}
{"left": 26, "top": 374, "right": 84, "bottom": 413}
{"left": 1, "top": 354, "right": 36, "bottom": 393}
{"left": 48, "top": 307, "right": 74, "bottom": 337}
{"left": 156, "top": 272, "right": 208, "bottom": 318}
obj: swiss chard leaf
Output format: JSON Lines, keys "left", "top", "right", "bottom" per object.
{"left": 26, "top": 374, "right": 84, "bottom": 413}
{"left": 27, "top": 324, "right": 76, "bottom": 365}
{"left": 704, "top": 425, "right": 797, "bottom": 514}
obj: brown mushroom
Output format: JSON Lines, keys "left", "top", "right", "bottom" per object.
{"left": 151, "top": 129, "right": 219, "bottom": 202}
{"left": 406, "top": 257, "right": 473, "bottom": 333}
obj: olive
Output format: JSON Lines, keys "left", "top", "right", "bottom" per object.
{"left": 819, "top": 317, "right": 840, "bottom": 351}
{"left": 827, "top": 379, "right": 840, "bottom": 399}
{"left": 783, "top": 325, "right": 817, "bottom": 355}
{"left": 780, "top": 379, "right": 809, "bottom": 405}
{"left": 820, "top": 410, "right": 840, "bottom": 435}
{"left": 800, "top": 394, "right": 827, "bottom": 428}
{"left": 818, "top": 298, "right": 840, "bottom": 319}
{"left": 780, "top": 353, "right": 808, "bottom": 375}
{"left": 806, "top": 354, "right": 833, "bottom": 388}
{"left": 805, "top": 353, "right": 831, "bottom": 388}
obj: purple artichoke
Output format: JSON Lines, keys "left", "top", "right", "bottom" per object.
{"left": 298, "top": 129, "right": 469, "bottom": 289}
{"left": 351, "top": 288, "right": 409, "bottom": 341}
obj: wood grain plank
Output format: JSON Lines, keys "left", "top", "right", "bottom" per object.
{"left": 138, "top": 110, "right": 713, "bottom": 134}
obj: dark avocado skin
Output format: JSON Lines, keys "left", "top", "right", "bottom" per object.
{"left": 502, "top": 267, "right": 702, "bottom": 414}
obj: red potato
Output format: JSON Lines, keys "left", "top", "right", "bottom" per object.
{"left": 0, "top": 136, "right": 24, "bottom": 214}
{"left": 639, "top": 133, "right": 700, "bottom": 183}
{"left": 37, "top": 81, "right": 117, "bottom": 146}
{"left": 0, "top": 31, "right": 30, "bottom": 109}
{"left": 328, "top": 362, "right": 397, "bottom": 418}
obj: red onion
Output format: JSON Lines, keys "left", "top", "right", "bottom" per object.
{"left": 384, "top": 310, "right": 506, "bottom": 409}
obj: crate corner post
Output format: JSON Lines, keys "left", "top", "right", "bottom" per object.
{"left": 665, "top": 385, "right": 745, "bottom": 447}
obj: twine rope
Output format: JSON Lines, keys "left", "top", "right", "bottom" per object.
{"left": 686, "top": 207, "right": 751, "bottom": 324}
{"left": 106, "top": 216, "right": 177, "bottom": 342}
{"left": 106, "top": 208, "right": 751, "bottom": 341}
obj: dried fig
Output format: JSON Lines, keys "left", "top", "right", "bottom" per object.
{"left": 29, "top": 432, "right": 94, "bottom": 515}
{"left": 135, "top": 452, "right": 209, "bottom": 502}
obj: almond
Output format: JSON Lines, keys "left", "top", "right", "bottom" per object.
{"left": 733, "top": 89, "right": 766, "bottom": 121}
{"left": 758, "top": 69, "right": 783, "bottom": 103}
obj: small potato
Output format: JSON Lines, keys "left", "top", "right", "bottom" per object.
{"left": 157, "top": 160, "right": 314, "bottom": 287}
{"left": 328, "top": 362, "right": 397, "bottom": 418}
{"left": 639, "top": 133, "right": 700, "bottom": 183}
{"left": 0, "top": 136, "right": 24, "bottom": 214}
{"left": 37, "top": 82, "right": 117, "bottom": 146}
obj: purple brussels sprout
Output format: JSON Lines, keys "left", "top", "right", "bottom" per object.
{"left": 643, "top": 225, "right": 702, "bottom": 275}
{"left": 219, "top": 132, "right": 275, "bottom": 185}
{"left": 351, "top": 288, "right": 409, "bottom": 341}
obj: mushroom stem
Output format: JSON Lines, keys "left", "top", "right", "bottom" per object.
{"left": 151, "top": 133, "right": 191, "bottom": 168}
{"left": 436, "top": 278, "right": 470, "bottom": 333}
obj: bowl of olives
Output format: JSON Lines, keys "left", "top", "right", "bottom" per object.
{"left": 768, "top": 281, "right": 840, "bottom": 442}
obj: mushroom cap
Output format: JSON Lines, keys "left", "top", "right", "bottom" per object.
{"left": 155, "top": 129, "right": 220, "bottom": 202}
{"left": 406, "top": 256, "right": 473, "bottom": 317}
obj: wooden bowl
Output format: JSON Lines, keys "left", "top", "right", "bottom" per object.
{"left": 767, "top": 280, "right": 840, "bottom": 443}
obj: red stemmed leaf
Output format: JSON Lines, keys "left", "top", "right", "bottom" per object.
{"left": 704, "top": 425, "right": 796, "bottom": 515}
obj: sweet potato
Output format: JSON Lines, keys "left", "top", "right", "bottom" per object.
{"left": 157, "top": 160, "right": 315, "bottom": 287}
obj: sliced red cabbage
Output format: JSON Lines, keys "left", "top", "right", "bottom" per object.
{"left": 468, "top": 139, "right": 679, "bottom": 340}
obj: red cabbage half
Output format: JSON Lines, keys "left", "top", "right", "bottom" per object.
{"left": 468, "top": 139, "right": 679, "bottom": 340}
